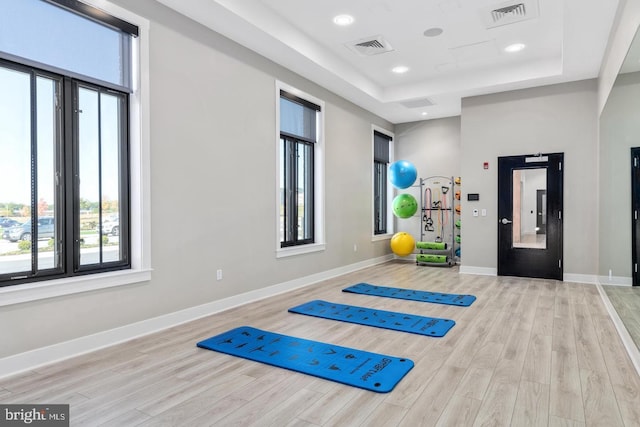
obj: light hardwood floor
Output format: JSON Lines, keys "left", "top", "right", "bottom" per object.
{"left": 604, "top": 285, "right": 640, "bottom": 353}
{"left": 2, "top": 261, "right": 640, "bottom": 426}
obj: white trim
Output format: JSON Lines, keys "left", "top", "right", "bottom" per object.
{"left": 595, "top": 282, "right": 640, "bottom": 377}
{"left": 0, "top": 254, "right": 393, "bottom": 379}
{"left": 275, "top": 80, "right": 325, "bottom": 256}
{"left": 597, "top": 275, "right": 633, "bottom": 286}
{"left": 0, "top": 269, "right": 152, "bottom": 307}
{"left": 276, "top": 243, "right": 326, "bottom": 258}
{"left": 459, "top": 265, "right": 497, "bottom": 276}
{"left": 0, "top": 1, "right": 152, "bottom": 305}
{"left": 562, "top": 273, "right": 598, "bottom": 284}
{"left": 372, "top": 233, "right": 392, "bottom": 242}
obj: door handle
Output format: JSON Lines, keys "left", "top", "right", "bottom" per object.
{"left": 500, "top": 218, "right": 513, "bottom": 224}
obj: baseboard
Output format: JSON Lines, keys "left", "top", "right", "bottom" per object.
{"left": 0, "top": 254, "right": 393, "bottom": 380}
{"left": 458, "top": 265, "right": 497, "bottom": 276}
{"left": 563, "top": 273, "right": 599, "bottom": 284}
{"left": 595, "top": 282, "right": 640, "bottom": 377}
{"left": 597, "top": 275, "right": 633, "bottom": 286}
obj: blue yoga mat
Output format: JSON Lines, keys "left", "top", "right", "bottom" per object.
{"left": 289, "top": 300, "right": 455, "bottom": 337}
{"left": 343, "top": 283, "right": 476, "bottom": 307}
{"left": 197, "top": 326, "right": 413, "bottom": 393}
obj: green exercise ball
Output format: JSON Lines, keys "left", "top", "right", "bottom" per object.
{"left": 392, "top": 194, "right": 418, "bottom": 218}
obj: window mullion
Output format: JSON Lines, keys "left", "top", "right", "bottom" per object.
{"left": 63, "top": 78, "right": 76, "bottom": 274}
{"left": 29, "top": 70, "right": 38, "bottom": 273}
{"left": 97, "top": 92, "right": 103, "bottom": 264}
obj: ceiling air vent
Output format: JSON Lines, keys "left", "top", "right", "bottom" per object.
{"left": 345, "top": 35, "right": 394, "bottom": 56}
{"left": 400, "top": 98, "right": 435, "bottom": 109}
{"left": 482, "top": 0, "right": 538, "bottom": 28}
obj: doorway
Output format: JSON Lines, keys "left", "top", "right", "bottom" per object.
{"left": 497, "top": 153, "right": 563, "bottom": 280}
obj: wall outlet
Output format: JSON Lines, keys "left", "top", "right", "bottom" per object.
{"left": 216, "top": 269, "right": 222, "bottom": 281}
{"left": 353, "top": 244, "right": 357, "bottom": 252}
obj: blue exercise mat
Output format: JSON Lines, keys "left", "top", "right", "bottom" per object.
{"left": 196, "top": 326, "right": 413, "bottom": 393}
{"left": 289, "top": 300, "right": 455, "bottom": 337}
{"left": 343, "top": 283, "right": 476, "bottom": 307}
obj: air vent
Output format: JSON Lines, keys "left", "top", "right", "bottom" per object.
{"left": 400, "top": 98, "right": 435, "bottom": 109}
{"left": 481, "top": 0, "right": 538, "bottom": 28}
{"left": 345, "top": 35, "right": 394, "bottom": 56}
{"left": 491, "top": 3, "right": 526, "bottom": 23}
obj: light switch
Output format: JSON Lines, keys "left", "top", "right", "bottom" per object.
{"left": 481, "top": 209, "right": 487, "bottom": 216}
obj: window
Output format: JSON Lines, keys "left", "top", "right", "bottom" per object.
{"left": 0, "top": 0, "right": 137, "bottom": 287}
{"left": 373, "top": 129, "right": 393, "bottom": 237}
{"left": 277, "top": 83, "right": 324, "bottom": 254}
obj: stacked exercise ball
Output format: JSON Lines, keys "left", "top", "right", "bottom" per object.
{"left": 390, "top": 232, "right": 416, "bottom": 257}
{"left": 389, "top": 160, "right": 418, "bottom": 257}
{"left": 392, "top": 193, "right": 418, "bottom": 218}
{"left": 389, "top": 160, "right": 418, "bottom": 189}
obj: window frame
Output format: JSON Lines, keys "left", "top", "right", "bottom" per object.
{"left": 0, "top": 0, "right": 151, "bottom": 307}
{"left": 275, "top": 81, "right": 325, "bottom": 257}
{"left": 372, "top": 126, "right": 394, "bottom": 241}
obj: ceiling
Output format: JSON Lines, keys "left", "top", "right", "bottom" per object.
{"left": 155, "top": 0, "right": 620, "bottom": 124}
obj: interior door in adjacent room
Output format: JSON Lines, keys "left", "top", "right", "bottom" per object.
{"left": 497, "top": 153, "right": 563, "bottom": 280}
{"left": 631, "top": 147, "right": 640, "bottom": 286}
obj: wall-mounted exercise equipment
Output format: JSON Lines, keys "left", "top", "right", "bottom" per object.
{"left": 416, "top": 176, "right": 461, "bottom": 267}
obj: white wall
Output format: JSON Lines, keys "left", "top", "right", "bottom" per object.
{"left": 460, "top": 80, "right": 599, "bottom": 276}
{"left": 0, "top": 0, "right": 394, "bottom": 360}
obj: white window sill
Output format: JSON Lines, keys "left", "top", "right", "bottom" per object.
{"left": 276, "top": 243, "right": 326, "bottom": 258}
{"left": 372, "top": 233, "right": 392, "bottom": 242}
{"left": 0, "top": 268, "right": 152, "bottom": 307}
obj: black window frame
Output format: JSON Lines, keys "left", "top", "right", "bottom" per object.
{"left": 374, "top": 131, "right": 391, "bottom": 235}
{"left": 279, "top": 91, "right": 319, "bottom": 248}
{"left": 0, "top": 59, "right": 131, "bottom": 287}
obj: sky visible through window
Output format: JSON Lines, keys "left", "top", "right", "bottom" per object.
{"left": 0, "top": 0, "right": 123, "bottom": 209}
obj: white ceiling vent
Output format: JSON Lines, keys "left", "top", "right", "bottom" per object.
{"left": 400, "top": 98, "right": 435, "bottom": 109}
{"left": 345, "top": 35, "right": 394, "bottom": 56}
{"left": 481, "top": 0, "right": 539, "bottom": 28}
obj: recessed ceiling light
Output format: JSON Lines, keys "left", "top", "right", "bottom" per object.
{"left": 423, "top": 27, "right": 443, "bottom": 37}
{"left": 333, "top": 14, "right": 354, "bottom": 26}
{"left": 392, "top": 66, "right": 409, "bottom": 74}
{"left": 421, "top": 112, "right": 428, "bottom": 116}
{"left": 504, "top": 43, "right": 526, "bottom": 53}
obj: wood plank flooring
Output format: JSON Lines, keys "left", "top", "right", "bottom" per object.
{"left": 604, "top": 285, "right": 640, "bottom": 352}
{"left": 2, "top": 261, "right": 640, "bottom": 426}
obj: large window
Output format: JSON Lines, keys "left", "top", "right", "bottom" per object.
{"left": 373, "top": 128, "right": 393, "bottom": 237}
{"left": 373, "top": 131, "right": 390, "bottom": 234}
{"left": 0, "top": 0, "right": 136, "bottom": 286}
{"left": 279, "top": 91, "right": 320, "bottom": 247}
{"left": 277, "top": 84, "right": 325, "bottom": 254}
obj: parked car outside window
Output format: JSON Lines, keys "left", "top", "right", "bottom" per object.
{"left": 1, "top": 218, "right": 23, "bottom": 240}
{"left": 8, "top": 217, "right": 55, "bottom": 242}
{"left": 0, "top": 218, "right": 21, "bottom": 229}
{"left": 97, "top": 215, "right": 119, "bottom": 236}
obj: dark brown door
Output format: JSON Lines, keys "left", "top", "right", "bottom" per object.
{"left": 498, "top": 153, "right": 563, "bottom": 280}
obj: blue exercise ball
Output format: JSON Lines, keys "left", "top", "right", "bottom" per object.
{"left": 389, "top": 160, "right": 417, "bottom": 189}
